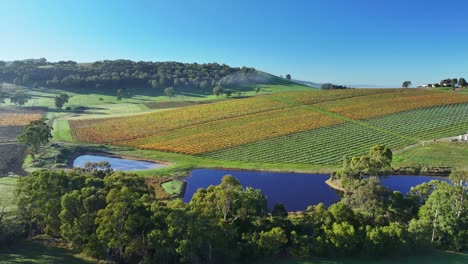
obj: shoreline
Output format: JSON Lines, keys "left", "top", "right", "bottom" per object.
{"left": 325, "top": 178, "right": 346, "bottom": 192}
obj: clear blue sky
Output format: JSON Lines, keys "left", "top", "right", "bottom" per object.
{"left": 1, "top": 0, "right": 468, "bottom": 86}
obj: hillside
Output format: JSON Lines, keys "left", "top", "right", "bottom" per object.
{"left": 67, "top": 88, "right": 468, "bottom": 166}
{"left": 0, "top": 59, "right": 312, "bottom": 96}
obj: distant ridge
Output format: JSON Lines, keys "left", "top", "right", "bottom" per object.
{"left": 291, "top": 79, "right": 321, "bottom": 88}
{"left": 293, "top": 79, "right": 396, "bottom": 89}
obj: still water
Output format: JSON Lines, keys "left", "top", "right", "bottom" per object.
{"left": 183, "top": 169, "right": 447, "bottom": 211}
{"left": 73, "top": 155, "right": 166, "bottom": 171}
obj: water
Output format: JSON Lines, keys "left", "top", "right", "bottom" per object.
{"left": 182, "top": 169, "right": 448, "bottom": 211}
{"left": 73, "top": 155, "right": 166, "bottom": 171}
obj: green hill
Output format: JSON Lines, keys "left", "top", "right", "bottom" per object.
{"left": 0, "top": 59, "right": 313, "bottom": 97}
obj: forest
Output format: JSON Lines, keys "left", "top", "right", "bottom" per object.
{"left": 0, "top": 149, "right": 466, "bottom": 263}
{"left": 0, "top": 59, "right": 259, "bottom": 92}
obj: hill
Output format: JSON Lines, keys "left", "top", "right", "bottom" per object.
{"left": 0, "top": 59, "right": 311, "bottom": 96}
{"left": 67, "top": 88, "right": 468, "bottom": 166}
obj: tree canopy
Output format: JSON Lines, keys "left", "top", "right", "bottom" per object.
{"left": 17, "top": 118, "right": 53, "bottom": 152}
{"left": 9, "top": 167, "right": 468, "bottom": 262}
{"left": 0, "top": 59, "right": 260, "bottom": 93}
{"left": 402, "top": 81, "right": 412, "bottom": 88}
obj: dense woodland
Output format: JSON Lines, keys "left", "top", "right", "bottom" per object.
{"left": 0, "top": 146, "right": 466, "bottom": 263}
{"left": 0, "top": 59, "right": 260, "bottom": 92}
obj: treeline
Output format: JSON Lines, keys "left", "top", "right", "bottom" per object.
{"left": 0, "top": 59, "right": 260, "bottom": 92}
{"left": 425, "top": 78, "right": 467, "bottom": 88}
{"left": 2, "top": 153, "right": 466, "bottom": 263}
{"left": 321, "top": 83, "right": 349, "bottom": 90}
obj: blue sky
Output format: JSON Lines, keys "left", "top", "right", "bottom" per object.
{"left": 1, "top": 0, "right": 468, "bottom": 86}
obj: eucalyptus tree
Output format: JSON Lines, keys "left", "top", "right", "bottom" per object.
{"left": 402, "top": 81, "right": 412, "bottom": 88}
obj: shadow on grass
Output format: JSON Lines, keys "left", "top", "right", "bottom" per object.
{"left": 268, "top": 251, "right": 468, "bottom": 264}
{"left": 0, "top": 240, "right": 92, "bottom": 264}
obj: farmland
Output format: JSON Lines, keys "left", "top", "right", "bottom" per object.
{"left": 0, "top": 107, "right": 43, "bottom": 174}
{"left": 202, "top": 122, "right": 415, "bottom": 164}
{"left": 315, "top": 89, "right": 468, "bottom": 120}
{"left": 204, "top": 103, "right": 468, "bottom": 164}
{"left": 69, "top": 96, "right": 293, "bottom": 143}
{"left": 0, "top": 108, "right": 43, "bottom": 126}
{"left": 124, "top": 107, "right": 344, "bottom": 154}
{"left": 67, "top": 88, "right": 468, "bottom": 167}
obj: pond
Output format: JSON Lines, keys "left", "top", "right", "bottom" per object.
{"left": 182, "top": 169, "right": 448, "bottom": 211}
{"left": 73, "top": 155, "right": 166, "bottom": 171}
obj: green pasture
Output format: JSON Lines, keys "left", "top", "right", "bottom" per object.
{"left": 394, "top": 142, "right": 468, "bottom": 170}
{"left": 161, "top": 179, "right": 185, "bottom": 197}
{"left": 0, "top": 176, "right": 18, "bottom": 215}
{"left": 272, "top": 251, "right": 468, "bottom": 264}
{"left": 0, "top": 240, "right": 94, "bottom": 264}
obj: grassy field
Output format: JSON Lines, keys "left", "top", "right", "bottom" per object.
{"left": 394, "top": 142, "right": 468, "bottom": 170}
{"left": 271, "top": 251, "right": 468, "bottom": 264}
{"left": 0, "top": 176, "right": 18, "bottom": 215}
{"left": 161, "top": 179, "right": 185, "bottom": 197}
{"left": 1, "top": 241, "right": 464, "bottom": 264}
{"left": 0, "top": 240, "right": 93, "bottom": 264}
{"left": 0, "top": 143, "right": 27, "bottom": 175}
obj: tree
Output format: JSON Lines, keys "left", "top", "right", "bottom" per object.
{"left": 285, "top": 74, "right": 291, "bottom": 80}
{"left": 323, "top": 221, "right": 360, "bottom": 256}
{"left": 272, "top": 203, "right": 288, "bottom": 218}
{"left": 150, "top": 80, "right": 159, "bottom": 89}
{"left": 451, "top": 78, "right": 458, "bottom": 87}
{"left": 343, "top": 177, "right": 392, "bottom": 221}
{"left": 60, "top": 186, "right": 107, "bottom": 254}
{"left": 368, "top": 144, "right": 393, "bottom": 175}
{"left": 336, "top": 145, "right": 393, "bottom": 185}
{"left": 0, "top": 90, "right": 7, "bottom": 104}
{"left": 164, "top": 87, "right": 174, "bottom": 97}
{"left": 116, "top": 88, "right": 125, "bottom": 101}
{"left": 10, "top": 93, "right": 32, "bottom": 107}
{"left": 256, "top": 227, "right": 288, "bottom": 256}
{"left": 458, "top": 78, "right": 466, "bottom": 88}
{"left": 16, "top": 170, "right": 75, "bottom": 237}
{"left": 440, "top": 79, "right": 451, "bottom": 87}
{"left": 96, "top": 173, "right": 155, "bottom": 262}
{"left": 224, "top": 90, "right": 232, "bottom": 97}
{"left": 54, "top": 94, "right": 69, "bottom": 110}
{"left": 402, "top": 81, "right": 412, "bottom": 88}
{"left": 213, "top": 85, "right": 224, "bottom": 97}
{"left": 364, "top": 222, "right": 408, "bottom": 256}
{"left": 17, "top": 118, "right": 53, "bottom": 153}
{"left": 408, "top": 180, "right": 467, "bottom": 250}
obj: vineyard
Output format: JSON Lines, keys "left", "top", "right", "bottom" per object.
{"left": 364, "top": 103, "right": 468, "bottom": 140}
{"left": 0, "top": 108, "right": 43, "bottom": 126}
{"left": 201, "top": 122, "right": 415, "bottom": 164}
{"left": 70, "top": 96, "right": 291, "bottom": 143}
{"left": 203, "top": 103, "right": 468, "bottom": 164}
{"left": 69, "top": 89, "right": 468, "bottom": 164}
{"left": 123, "top": 107, "right": 344, "bottom": 154}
